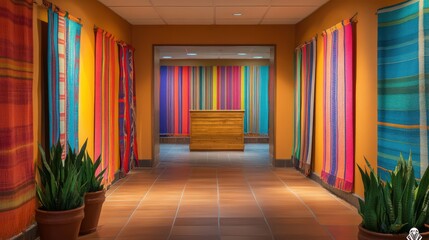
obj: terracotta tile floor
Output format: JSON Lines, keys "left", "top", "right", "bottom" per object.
{"left": 80, "top": 144, "right": 360, "bottom": 240}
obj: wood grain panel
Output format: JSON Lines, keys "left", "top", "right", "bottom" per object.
{"left": 189, "top": 110, "right": 244, "bottom": 151}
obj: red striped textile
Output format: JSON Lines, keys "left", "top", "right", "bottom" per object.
{"left": 0, "top": 0, "right": 35, "bottom": 238}
{"left": 118, "top": 42, "right": 138, "bottom": 174}
{"left": 94, "top": 28, "right": 117, "bottom": 185}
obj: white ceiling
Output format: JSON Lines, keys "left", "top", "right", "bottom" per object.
{"left": 98, "top": 0, "right": 329, "bottom": 25}
{"left": 156, "top": 46, "right": 272, "bottom": 59}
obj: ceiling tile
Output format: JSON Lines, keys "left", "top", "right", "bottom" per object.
{"left": 264, "top": 6, "right": 318, "bottom": 19}
{"left": 98, "top": 0, "right": 151, "bottom": 7}
{"left": 98, "top": 0, "right": 328, "bottom": 25}
{"left": 214, "top": 0, "right": 270, "bottom": 6}
{"left": 156, "top": 46, "right": 273, "bottom": 59}
{"left": 110, "top": 7, "right": 160, "bottom": 19}
{"left": 128, "top": 18, "right": 165, "bottom": 25}
{"left": 156, "top": 7, "right": 214, "bottom": 19}
{"left": 216, "top": 18, "right": 261, "bottom": 25}
{"left": 165, "top": 18, "right": 215, "bottom": 25}
{"left": 261, "top": 18, "right": 300, "bottom": 24}
{"left": 270, "top": 0, "right": 329, "bottom": 6}
{"left": 215, "top": 7, "right": 267, "bottom": 18}
{"left": 151, "top": 0, "right": 214, "bottom": 6}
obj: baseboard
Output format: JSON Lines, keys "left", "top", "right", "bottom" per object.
{"left": 137, "top": 159, "right": 152, "bottom": 167}
{"left": 244, "top": 136, "right": 269, "bottom": 143}
{"left": 309, "top": 172, "right": 360, "bottom": 209}
{"left": 111, "top": 171, "right": 123, "bottom": 185}
{"left": 273, "top": 159, "right": 293, "bottom": 167}
{"left": 159, "top": 136, "right": 269, "bottom": 144}
{"left": 10, "top": 223, "right": 38, "bottom": 240}
{"left": 160, "top": 136, "right": 190, "bottom": 144}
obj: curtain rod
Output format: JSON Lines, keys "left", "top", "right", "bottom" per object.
{"left": 350, "top": 12, "right": 358, "bottom": 22}
{"left": 295, "top": 35, "right": 317, "bottom": 50}
{"left": 94, "top": 25, "right": 133, "bottom": 47}
{"left": 320, "top": 13, "right": 358, "bottom": 36}
{"left": 33, "top": 0, "right": 82, "bottom": 24}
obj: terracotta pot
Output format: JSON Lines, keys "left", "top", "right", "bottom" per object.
{"left": 36, "top": 205, "right": 84, "bottom": 240}
{"left": 79, "top": 190, "right": 106, "bottom": 235}
{"left": 358, "top": 224, "right": 429, "bottom": 240}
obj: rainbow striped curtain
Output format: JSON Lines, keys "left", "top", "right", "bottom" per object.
{"left": 47, "top": 7, "right": 81, "bottom": 155}
{"left": 0, "top": 1, "right": 35, "bottom": 238}
{"left": 321, "top": 20, "right": 355, "bottom": 192}
{"left": 378, "top": 0, "right": 429, "bottom": 180}
{"left": 160, "top": 65, "right": 269, "bottom": 136}
{"left": 118, "top": 42, "right": 138, "bottom": 174}
{"left": 293, "top": 38, "right": 316, "bottom": 175}
{"left": 94, "top": 28, "right": 118, "bottom": 185}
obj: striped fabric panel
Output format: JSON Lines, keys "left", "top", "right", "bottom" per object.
{"left": 66, "top": 21, "right": 81, "bottom": 152}
{"left": 47, "top": 8, "right": 81, "bottom": 153}
{"left": 0, "top": 0, "right": 35, "bottom": 238}
{"left": 321, "top": 20, "right": 354, "bottom": 192}
{"left": 94, "top": 29, "right": 117, "bottom": 186}
{"left": 378, "top": 0, "right": 429, "bottom": 180}
{"left": 293, "top": 38, "right": 316, "bottom": 175}
{"left": 47, "top": 7, "right": 59, "bottom": 147}
{"left": 118, "top": 42, "right": 138, "bottom": 174}
{"left": 58, "top": 14, "right": 67, "bottom": 159}
{"left": 217, "top": 66, "right": 241, "bottom": 110}
{"left": 243, "top": 66, "right": 269, "bottom": 135}
{"left": 159, "top": 65, "right": 269, "bottom": 136}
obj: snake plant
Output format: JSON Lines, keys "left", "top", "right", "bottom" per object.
{"left": 36, "top": 141, "right": 84, "bottom": 211}
{"left": 358, "top": 153, "right": 429, "bottom": 234}
{"left": 66, "top": 139, "right": 105, "bottom": 193}
{"left": 81, "top": 152, "right": 106, "bottom": 192}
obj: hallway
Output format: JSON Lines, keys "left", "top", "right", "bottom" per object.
{"left": 80, "top": 144, "right": 360, "bottom": 240}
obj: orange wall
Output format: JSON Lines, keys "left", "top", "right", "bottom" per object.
{"left": 132, "top": 25, "right": 296, "bottom": 160}
{"left": 33, "top": 0, "right": 132, "bottom": 160}
{"left": 295, "top": 0, "right": 403, "bottom": 197}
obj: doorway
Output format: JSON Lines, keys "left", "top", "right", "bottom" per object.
{"left": 152, "top": 45, "right": 276, "bottom": 167}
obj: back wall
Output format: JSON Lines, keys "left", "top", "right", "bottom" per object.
{"left": 132, "top": 25, "right": 296, "bottom": 162}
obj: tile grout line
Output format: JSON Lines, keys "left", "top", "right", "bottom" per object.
{"left": 105, "top": 173, "right": 129, "bottom": 198}
{"left": 167, "top": 173, "right": 188, "bottom": 240}
{"left": 114, "top": 167, "right": 167, "bottom": 240}
{"left": 297, "top": 171, "right": 358, "bottom": 211}
{"left": 244, "top": 172, "right": 275, "bottom": 240}
{"left": 273, "top": 171, "right": 335, "bottom": 240}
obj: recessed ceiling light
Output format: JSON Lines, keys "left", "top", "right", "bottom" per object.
{"left": 162, "top": 56, "right": 172, "bottom": 59}
{"left": 187, "top": 53, "right": 197, "bottom": 56}
{"left": 253, "top": 56, "right": 263, "bottom": 59}
{"left": 237, "top": 53, "right": 247, "bottom": 56}
{"left": 233, "top": 13, "right": 242, "bottom": 16}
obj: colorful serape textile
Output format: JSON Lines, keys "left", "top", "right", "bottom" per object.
{"left": 66, "top": 20, "right": 81, "bottom": 153}
{"left": 118, "top": 42, "right": 138, "bottom": 174}
{"left": 378, "top": 0, "right": 429, "bottom": 180}
{"left": 95, "top": 28, "right": 118, "bottom": 185}
{"left": 0, "top": 0, "right": 35, "bottom": 238}
{"left": 159, "top": 66, "right": 269, "bottom": 135}
{"left": 321, "top": 20, "right": 355, "bottom": 192}
{"left": 293, "top": 38, "right": 316, "bottom": 175}
{"left": 47, "top": 7, "right": 81, "bottom": 155}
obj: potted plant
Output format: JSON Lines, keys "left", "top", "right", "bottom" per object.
{"left": 78, "top": 140, "right": 106, "bottom": 235}
{"left": 357, "top": 153, "right": 429, "bottom": 239}
{"left": 35, "top": 141, "right": 86, "bottom": 240}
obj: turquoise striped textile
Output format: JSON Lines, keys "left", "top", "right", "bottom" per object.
{"left": 378, "top": 0, "right": 429, "bottom": 180}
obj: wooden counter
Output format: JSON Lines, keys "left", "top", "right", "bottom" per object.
{"left": 189, "top": 110, "right": 244, "bottom": 151}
